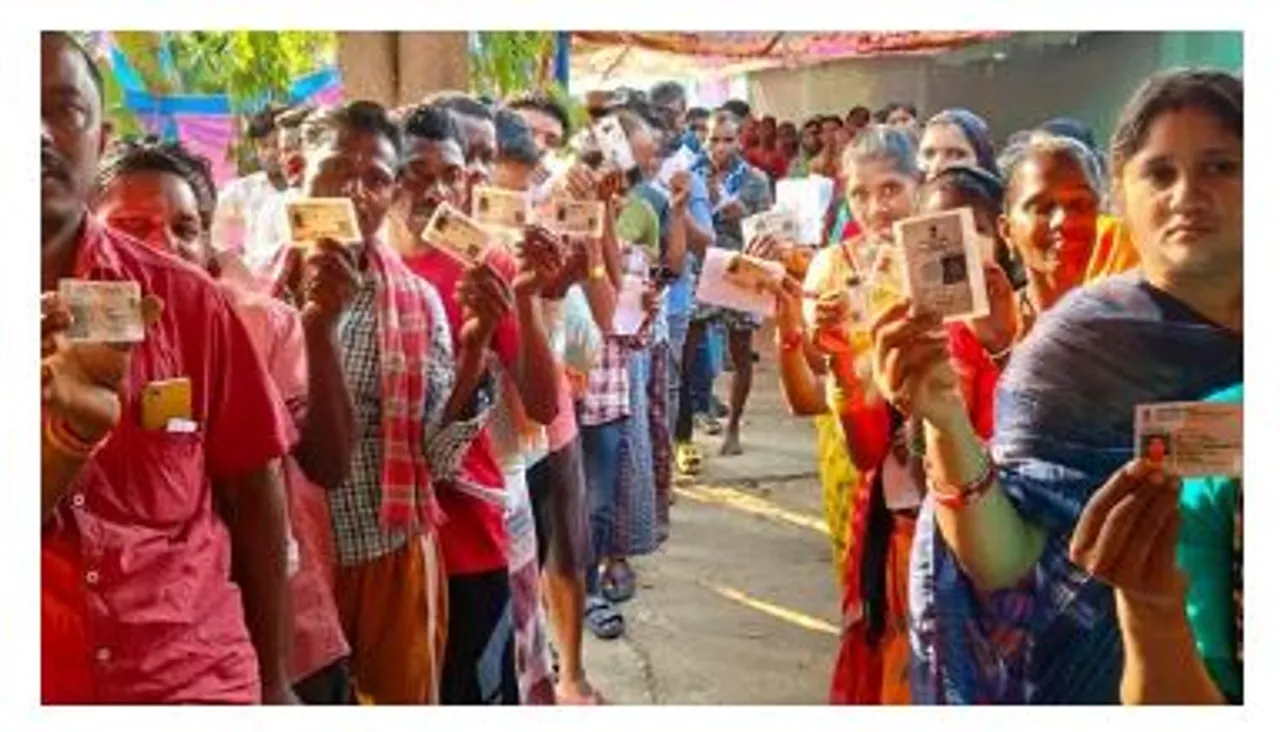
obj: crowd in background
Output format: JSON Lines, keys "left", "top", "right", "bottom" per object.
{"left": 40, "top": 28, "right": 1242, "bottom": 706}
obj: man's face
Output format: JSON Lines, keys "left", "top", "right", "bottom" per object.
{"left": 742, "top": 118, "right": 761, "bottom": 148}
{"left": 393, "top": 135, "right": 467, "bottom": 243}
{"left": 846, "top": 110, "right": 871, "bottom": 136}
{"left": 455, "top": 113, "right": 497, "bottom": 210}
{"left": 514, "top": 107, "right": 565, "bottom": 156}
{"left": 95, "top": 170, "right": 209, "bottom": 269}
{"left": 654, "top": 98, "right": 685, "bottom": 139}
{"left": 709, "top": 117, "right": 741, "bottom": 171}
{"left": 887, "top": 107, "right": 918, "bottom": 131}
{"left": 278, "top": 125, "right": 306, "bottom": 188}
{"left": 801, "top": 123, "right": 822, "bottom": 156}
{"left": 42, "top": 34, "right": 107, "bottom": 235}
{"left": 254, "top": 128, "right": 282, "bottom": 177}
{"left": 820, "top": 120, "right": 842, "bottom": 150}
{"left": 302, "top": 128, "right": 399, "bottom": 240}
{"left": 688, "top": 116, "right": 709, "bottom": 146}
{"left": 778, "top": 124, "right": 799, "bottom": 156}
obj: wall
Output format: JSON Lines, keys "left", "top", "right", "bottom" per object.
{"left": 747, "top": 31, "right": 1242, "bottom": 146}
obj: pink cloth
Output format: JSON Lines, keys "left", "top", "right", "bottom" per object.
{"left": 218, "top": 281, "right": 351, "bottom": 684}
{"left": 545, "top": 369, "right": 578, "bottom": 452}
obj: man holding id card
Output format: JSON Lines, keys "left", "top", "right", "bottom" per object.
{"left": 41, "top": 33, "right": 297, "bottom": 705}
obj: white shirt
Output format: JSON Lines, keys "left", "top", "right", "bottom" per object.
{"left": 210, "top": 171, "right": 291, "bottom": 272}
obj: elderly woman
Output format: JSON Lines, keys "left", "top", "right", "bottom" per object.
{"left": 917, "top": 109, "right": 999, "bottom": 179}
{"left": 871, "top": 68, "right": 1242, "bottom": 703}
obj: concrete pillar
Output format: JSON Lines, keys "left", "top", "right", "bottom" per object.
{"left": 337, "top": 31, "right": 471, "bottom": 109}
{"left": 396, "top": 32, "right": 471, "bottom": 106}
{"left": 335, "top": 31, "right": 398, "bottom": 107}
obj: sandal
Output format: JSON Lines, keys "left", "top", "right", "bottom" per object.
{"left": 585, "top": 595, "right": 625, "bottom": 640}
{"left": 602, "top": 560, "right": 636, "bottom": 603}
{"left": 676, "top": 442, "right": 703, "bottom": 475}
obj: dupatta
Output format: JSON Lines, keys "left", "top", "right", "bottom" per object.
{"left": 909, "top": 272, "right": 1242, "bottom": 704}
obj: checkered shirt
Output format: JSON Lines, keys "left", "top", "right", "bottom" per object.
{"left": 329, "top": 269, "right": 493, "bottom": 566}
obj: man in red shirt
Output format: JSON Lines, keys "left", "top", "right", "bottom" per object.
{"left": 91, "top": 136, "right": 356, "bottom": 704}
{"left": 392, "top": 98, "right": 562, "bottom": 704}
{"left": 40, "top": 32, "right": 296, "bottom": 704}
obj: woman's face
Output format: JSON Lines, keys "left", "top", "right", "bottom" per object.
{"left": 920, "top": 185, "right": 1000, "bottom": 249}
{"left": 1001, "top": 149, "right": 1099, "bottom": 288}
{"left": 918, "top": 121, "right": 977, "bottom": 178}
{"left": 886, "top": 107, "right": 918, "bottom": 131}
{"left": 846, "top": 157, "right": 918, "bottom": 240}
{"left": 1118, "top": 106, "right": 1243, "bottom": 284}
{"left": 96, "top": 169, "right": 208, "bottom": 267}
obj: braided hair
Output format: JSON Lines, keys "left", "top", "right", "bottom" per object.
{"left": 95, "top": 135, "right": 218, "bottom": 230}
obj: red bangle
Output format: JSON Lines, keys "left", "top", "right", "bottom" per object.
{"left": 930, "top": 456, "right": 997, "bottom": 510}
{"left": 778, "top": 329, "right": 804, "bottom": 353}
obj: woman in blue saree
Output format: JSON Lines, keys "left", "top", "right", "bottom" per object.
{"left": 869, "top": 68, "right": 1242, "bottom": 703}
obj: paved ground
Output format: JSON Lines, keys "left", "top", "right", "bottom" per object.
{"left": 579, "top": 344, "right": 842, "bottom": 705}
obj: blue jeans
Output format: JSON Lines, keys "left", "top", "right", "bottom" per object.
{"left": 689, "top": 321, "right": 725, "bottom": 415}
{"left": 580, "top": 418, "right": 625, "bottom": 595}
{"left": 666, "top": 310, "right": 690, "bottom": 435}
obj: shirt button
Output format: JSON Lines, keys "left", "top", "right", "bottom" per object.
{"left": 71, "top": 494, "right": 85, "bottom": 508}
{"left": 85, "top": 570, "right": 99, "bottom": 586}
{"left": 95, "top": 647, "right": 111, "bottom": 664}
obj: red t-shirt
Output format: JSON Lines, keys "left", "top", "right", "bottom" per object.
{"left": 42, "top": 218, "right": 294, "bottom": 703}
{"left": 401, "top": 247, "right": 521, "bottom": 576}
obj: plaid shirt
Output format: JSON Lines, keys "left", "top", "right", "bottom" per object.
{"left": 578, "top": 336, "right": 632, "bottom": 427}
{"left": 330, "top": 269, "right": 492, "bottom": 566}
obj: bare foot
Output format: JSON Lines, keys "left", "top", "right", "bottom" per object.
{"left": 719, "top": 430, "right": 743, "bottom": 456}
{"left": 556, "top": 676, "right": 605, "bottom": 705}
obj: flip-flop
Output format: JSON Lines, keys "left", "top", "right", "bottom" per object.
{"left": 585, "top": 595, "right": 625, "bottom": 640}
{"left": 676, "top": 442, "right": 703, "bottom": 475}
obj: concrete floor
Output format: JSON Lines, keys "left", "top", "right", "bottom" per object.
{"left": 578, "top": 353, "right": 842, "bottom": 705}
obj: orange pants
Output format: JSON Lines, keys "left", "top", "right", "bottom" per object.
{"left": 334, "top": 533, "right": 448, "bottom": 704}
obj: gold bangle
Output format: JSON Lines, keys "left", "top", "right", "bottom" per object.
{"left": 588, "top": 265, "right": 607, "bottom": 281}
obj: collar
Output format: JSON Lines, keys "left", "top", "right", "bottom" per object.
{"left": 69, "top": 212, "right": 125, "bottom": 279}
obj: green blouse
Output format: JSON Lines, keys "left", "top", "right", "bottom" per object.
{"left": 1176, "top": 382, "right": 1243, "bottom": 703}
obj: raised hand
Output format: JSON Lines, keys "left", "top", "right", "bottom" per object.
{"left": 868, "top": 299, "right": 965, "bottom": 426}
{"left": 299, "top": 239, "right": 360, "bottom": 331}
{"left": 42, "top": 290, "right": 164, "bottom": 443}
{"left": 456, "top": 262, "right": 514, "bottom": 352}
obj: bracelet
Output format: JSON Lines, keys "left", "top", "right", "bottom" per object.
{"left": 588, "top": 264, "right": 607, "bottom": 281}
{"left": 929, "top": 454, "right": 997, "bottom": 510}
{"left": 778, "top": 329, "right": 804, "bottom": 353}
{"left": 44, "top": 416, "right": 105, "bottom": 460}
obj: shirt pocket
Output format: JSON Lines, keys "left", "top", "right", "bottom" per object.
{"left": 120, "top": 429, "right": 207, "bottom": 526}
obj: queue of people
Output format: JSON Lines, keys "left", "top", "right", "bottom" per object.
{"left": 40, "top": 28, "right": 1241, "bottom": 706}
